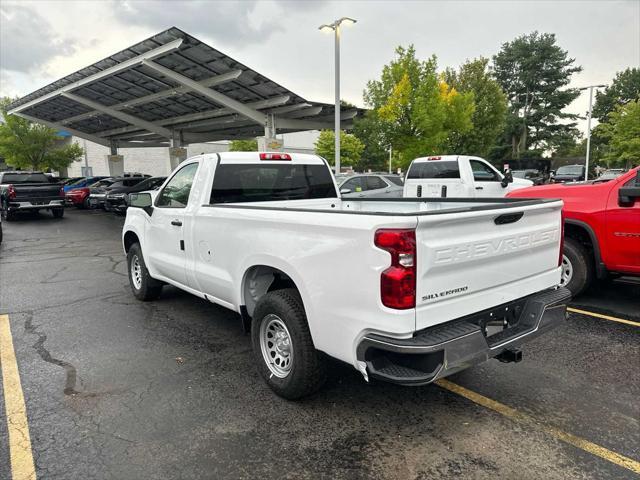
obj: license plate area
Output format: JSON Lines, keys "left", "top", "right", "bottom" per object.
{"left": 456, "top": 296, "right": 533, "bottom": 347}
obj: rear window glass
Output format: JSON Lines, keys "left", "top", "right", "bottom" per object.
{"left": 407, "top": 161, "right": 460, "bottom": 179}
{"left": 123, "top": 178, "right": 145, "bottom": 187}
{"left": 1, "top": 173, "right": 51, "bottom": 183}
{"left": 210, "top": 164, "right": 337, "bottom": 203}
{"left": 385, "top": 176, "right": 403, "bottom": 186}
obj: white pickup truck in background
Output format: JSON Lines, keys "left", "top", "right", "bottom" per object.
{"left": 123, "top": 152, "right": 570, "bottom": 399}
{"left": 403, "top": 155, "right": 533, "bottom": 198}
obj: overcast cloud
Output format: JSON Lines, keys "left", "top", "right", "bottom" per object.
{"left": 0, "top": 0, "right": 638, "bottom": 132}
{"left": 0, "top": 4, "right": 77, "bottom": 73}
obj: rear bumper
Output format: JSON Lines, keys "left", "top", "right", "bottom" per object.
{"left": 104, "top": 199, "right": 127, "bottom": 213}
{"left": 356, "top": 287, "right": 571, "bottom": 386}
{"left": 7, "top": 200, "right": 64, "bottom": 211}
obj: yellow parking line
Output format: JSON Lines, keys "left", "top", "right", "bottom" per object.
{"left": 436, "top": 378, "right": 640, "bottom": 475}
{"left": 567, "top": 307, "right": 640, "bottom": 327}
{"left": 0, "top": 314, "right": 37, "bottom": 480}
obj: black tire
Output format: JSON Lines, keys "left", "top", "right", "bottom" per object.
{"left": 0, "top": 222, "right": 3, "bottom": 243}
{"left": 251, "top": 288, "right": 327, "bottom": 399}
{"left": 561, "top": 237, "right": 594, "bottom": 296}
{"left": 1, "top": 202, "right": 15, "bottom": 221}
{"left": 52, "top": 208, "right": 64, "bottom": 218}
{"left": 127, "top": 243, "right": 163, "bottom": 301}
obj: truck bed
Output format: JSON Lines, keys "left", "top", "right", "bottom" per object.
{"left": 207, "top": 196, "right": 558, "bottom": 216}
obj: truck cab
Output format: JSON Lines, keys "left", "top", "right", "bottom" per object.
{"left": 403, "top": 155, "right": 533, "bottom": 198}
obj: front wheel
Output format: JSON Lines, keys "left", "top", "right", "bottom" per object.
{"left": 561, "top": 237, "right": 594, "bottom": 296}
{"left": 52, "top": 208, "right": 64, "bottom": 218}
{"left": 127, "top": 243, "right": 163, "bottom": 301}
{"left": 251, "top": 288, "right": 327, "bottom": 399}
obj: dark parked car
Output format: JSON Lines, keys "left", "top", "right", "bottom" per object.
{"left": 553, "top": 164, "right": 586, "bottom": 183}
{"left": 104, "top": 176, "right": 166, "bottom": 214}
{"left": 89, "top": 177, "right": 148, "bottom": 209}
{"left": 0, "top": 171, "right": 65, "bottom": 220}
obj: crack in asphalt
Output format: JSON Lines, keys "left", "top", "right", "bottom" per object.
{"left": 24, "top": 313, "right": 94, "bottom": 397}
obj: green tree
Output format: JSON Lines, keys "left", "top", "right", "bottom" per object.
{"left": 492, "top": 32, "right": 582, "bottom": 159}
{"left": 314, "top": 130, "right": 364, "bottom": 167}
{"left": 0, "top": 97, "right": 83, "bottom": 171}
{"left": 229, "top": 138, "right": 258, "bottom": 151}
{"left": 593, "top": 68, "right": 640, "bottom": 120}
{"left": 444, "top": 57, "right": 508, "bottom": 157}
{"left": 599, "top": 100, "right": 640, "bottom": 168}
{"left": 363, "top": 46, "right": 474, "bottom": 169}
{"left": 351, "top": 112, "right": 389, "bottom": 171}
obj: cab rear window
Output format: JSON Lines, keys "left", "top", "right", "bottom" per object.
{"left": 210, "top": 164, "right": 337, "bottom": 203}
{"left": 407, "top": 161, "right": 460, "bottom": 179}
{"left": 1, "top": 173, "right": 51, "bottom": 183}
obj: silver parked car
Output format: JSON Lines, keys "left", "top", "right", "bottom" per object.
{"left": 339, "top": 174, "right": 404, "bottom": 198}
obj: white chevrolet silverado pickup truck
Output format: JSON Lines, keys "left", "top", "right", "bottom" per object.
{"left": 123, "top": 152, "right": 570, "bottom": 399}
{"left": 403, "top": 155, "right": 533, "bottom": 198}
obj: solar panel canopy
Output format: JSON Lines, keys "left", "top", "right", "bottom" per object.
{"left": 8, "top": 27, "right": 361, "bottom": 148}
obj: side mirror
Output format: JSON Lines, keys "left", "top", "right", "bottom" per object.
{"left": 129, "top": 192, "right": 153, "bottom": 215}
{"left": 501, "top": 170, "right": 514, "bottom": 188}
{"left": 618, "top": 185, "right": 640, "bottom": 206}
{"left": 340, "top": 188, "right": 351, "bottom": 195}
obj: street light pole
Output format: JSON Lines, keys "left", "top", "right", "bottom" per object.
{"left": 579, "top": 84, "right": 606, "bottom": 181}
{"left": 319, "top": 17, "right": 356, "bottom": 175}
{"left": 335, "top": 24, "right": 341, "bottom": 175}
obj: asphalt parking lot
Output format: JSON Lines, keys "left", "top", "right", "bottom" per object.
{"left": 1, "top": 209, "right": 639, "bottom": 480}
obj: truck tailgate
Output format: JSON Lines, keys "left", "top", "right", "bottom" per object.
{"left": 415, "top": 201, "right": 563, "bottom": 330}
{"left": 13, "top": 183, "right": 62, "bottom": 202}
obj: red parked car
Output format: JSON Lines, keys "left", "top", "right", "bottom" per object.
{"left": 507, "top": 167, "right": 640, "bottom": 295}
{"left": 66, "top": 178, "right": 114, "bottom": 209}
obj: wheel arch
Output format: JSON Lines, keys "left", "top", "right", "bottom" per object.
{"left": 564, "top": 219, "right": 606, "bottom": 278}
{"left": 123, "top": 229, "right": 140, "bottom": 253}
{"left": 241, "top": 264, "right": 304, "bottom": 319}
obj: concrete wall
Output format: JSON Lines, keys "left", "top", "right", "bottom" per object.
{"left": 66, "top": 140, "right": 232, "bottom": 177}
{"left": 65, "top": 132, "right": 318, "bottom": 177}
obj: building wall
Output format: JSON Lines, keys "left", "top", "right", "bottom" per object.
{"left": 66, "top": 139, "right": 232, "bottom": 177}
{"left": 66, "top": 131, "right": 319, "bottom": 177}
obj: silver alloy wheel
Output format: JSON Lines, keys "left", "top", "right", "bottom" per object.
{"left": 560, "top": 254, "right": 573, "bottom": 286}
{"left": 259, "top": 314, "right": 293, "bottom": 378}
{"left": 131, "top": 255, "right": 142, "bottom": 290}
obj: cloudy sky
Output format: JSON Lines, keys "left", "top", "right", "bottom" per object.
{"left": 1, "top": 0, "right": 639, "bottom": 132}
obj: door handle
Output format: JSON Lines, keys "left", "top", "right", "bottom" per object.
{"left": 475, "top": 186, "right": 484, "bottom": 190}
{"left": 171, "top": 219, "right": 182, "bottom": 226}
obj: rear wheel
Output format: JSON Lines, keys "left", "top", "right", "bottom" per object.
{"left": 251, "top": 288, "right": 327, "bottom": 399}
{"left": 52, "top": 208, "right": 64, "bottom": 218}
{"left": 561, "top": 237, "right": 593, "bottom": 296}
{"left": 127, "top": 243, "right": 163, "bottom": 301}
{"left": 1, "top": 201, "right": 15, "bottom": 221}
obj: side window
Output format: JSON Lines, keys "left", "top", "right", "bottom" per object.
{"left": 367, "top": 176, "right": 387, "bottom": 190}
{"left": 623, "top": 174, "right": 639, "bottom": 187}
{"left": 470, "top": 160, "right": 500, "bottom": 182}
{"left": 342, "top": 177, "right": 363, "bottom": 192}
{"left": 156, "top": 163, "right": 199, "bottom": 208}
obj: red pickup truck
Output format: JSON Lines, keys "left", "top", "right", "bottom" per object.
{"left": 507, "top": 167, "right": 640, "bottom": 295}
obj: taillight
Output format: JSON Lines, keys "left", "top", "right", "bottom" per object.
{"left": 558, "top": 209, "right": 565, "bottom": 267}
{"left": 7, "top": 184, "right": 16, "bottom": 200}
{"left": 374, "top": 229, "right": 416, "bottom": 309}
{"left": 59, "top": 187, "right": 65, "bottom": 197}
{"left": 259, "top": 153, "right": 291, "bottom": 161}
{"left": 427, "top": 156, "right": 442, "bottom": 161}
